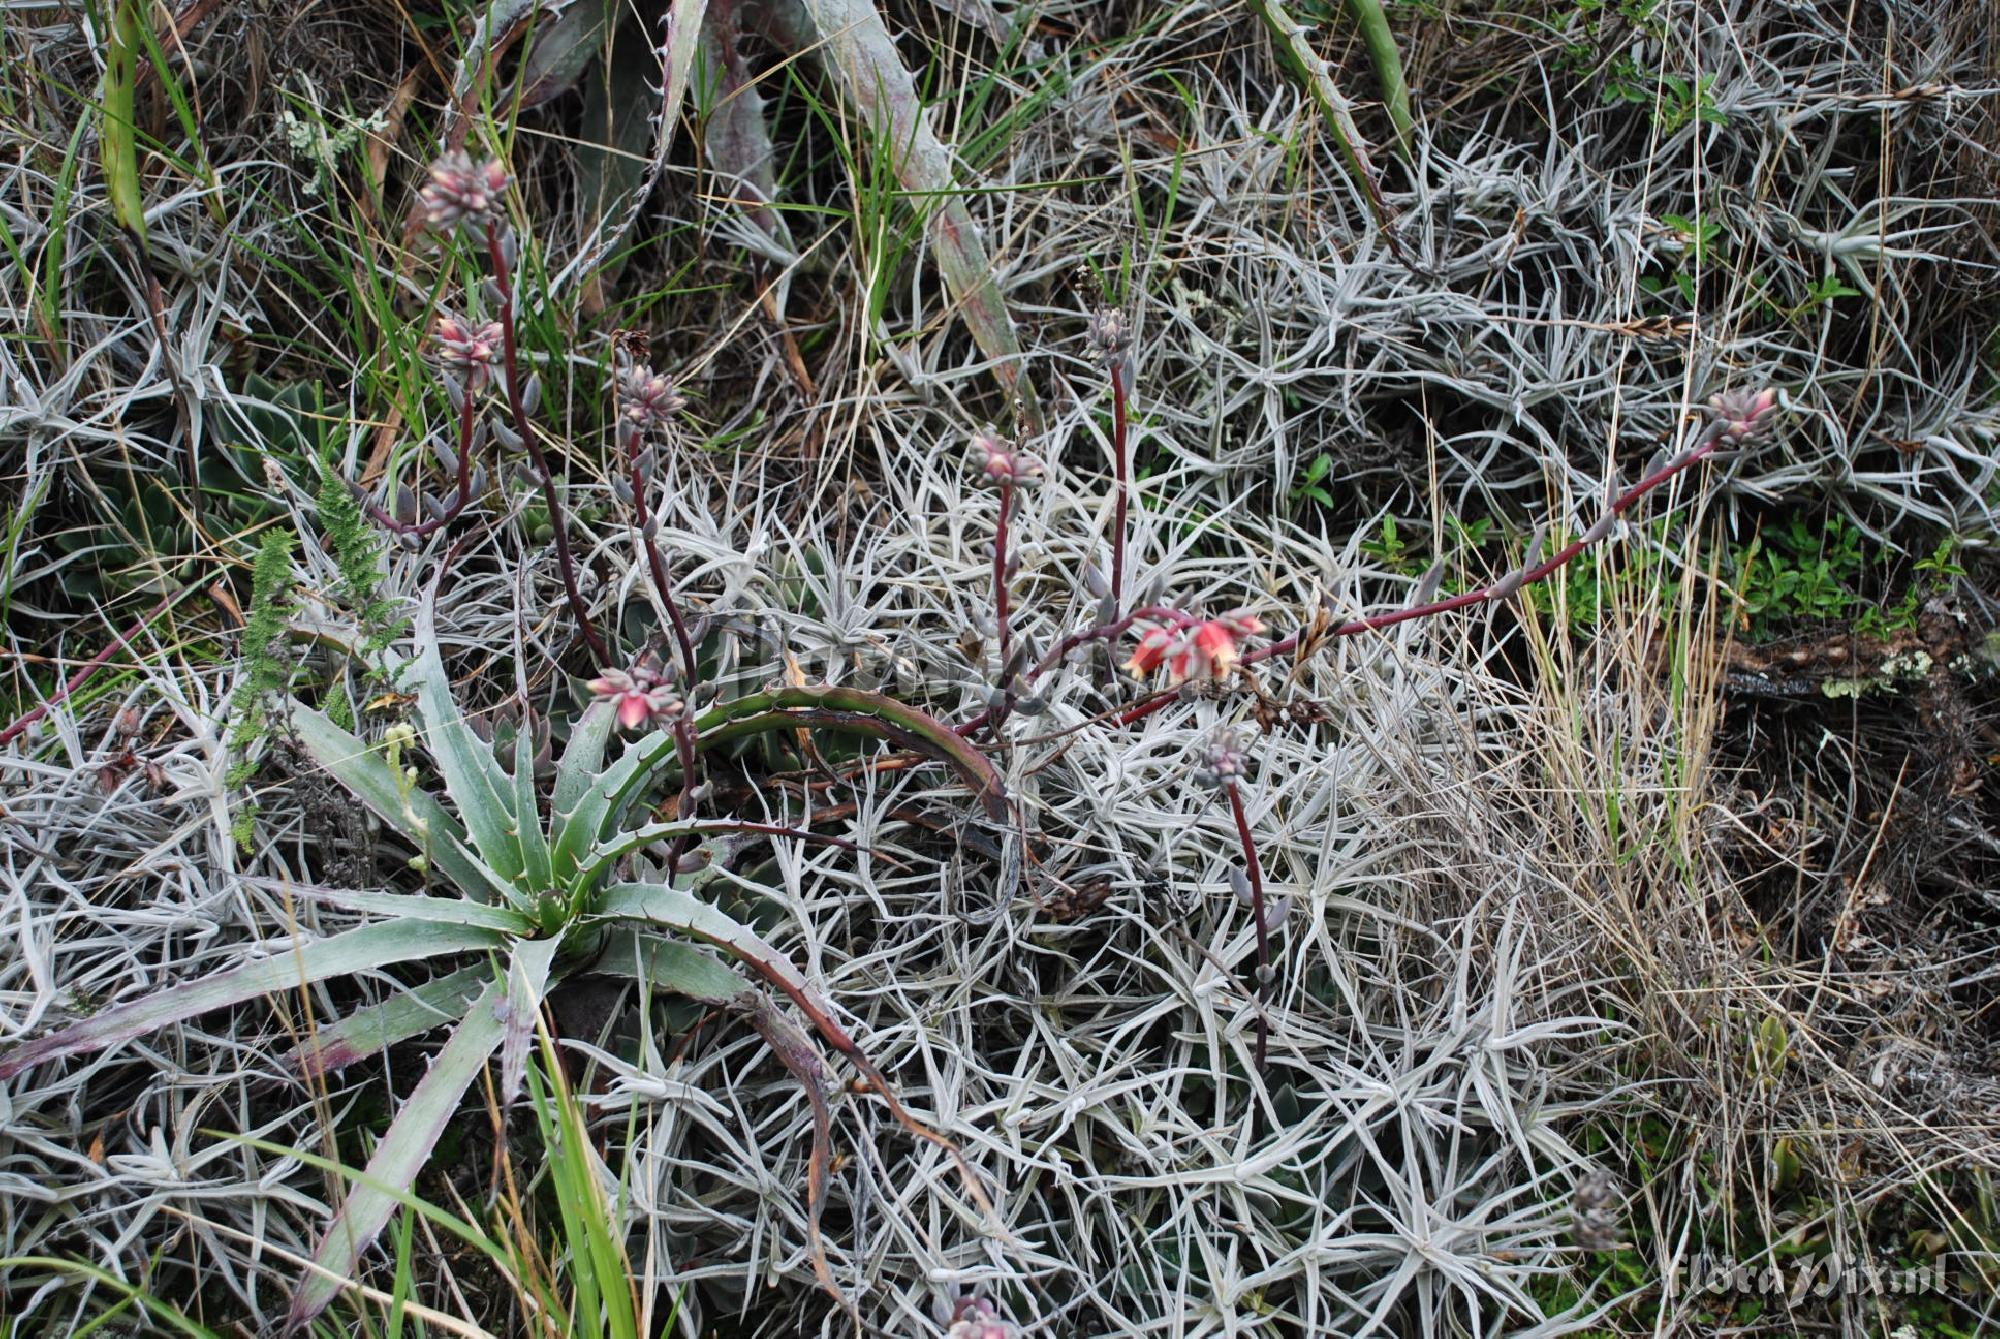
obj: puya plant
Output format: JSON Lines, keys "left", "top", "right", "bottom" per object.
{"left": 0, "top": 584, "right": 999, "bottom": 1329}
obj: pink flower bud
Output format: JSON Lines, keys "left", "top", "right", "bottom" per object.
{"left": 432, "top": 316, "right": 504, "bottom": 390}
{"left": 1198, "top": 726, "right": 1249, "bottom": 788}
{"left": 586, "top": 658, "right": 683, "bottom": 731}
{"left": 969, "top": 427, "right": 1042, "bottom": 486}
{"left": 616, "top": 362, "right": 687, "bottom": 435}
{"left": 1088, "top": 305, "right": 1130, "bottom": 358}
{"left": 1707, "top": 387, "right": 1780, "bottom": 446}
{"left": 420, "top": 152, "right": 511, "bottom": 232}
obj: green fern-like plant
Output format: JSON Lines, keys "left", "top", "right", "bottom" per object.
{"left": 226, "top": 527, "right": 297, "bottom": 850}
{"left": 317, "top": 453, "right": 396, "bottom": 644}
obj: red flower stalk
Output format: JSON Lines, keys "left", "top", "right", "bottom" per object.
{"left": 1203, "top": 726, "right": 1274, "bottom": 1072}
{"left": 614, "top": 355, "right": 699, "bottom": 691}
{"left": 483, "top": 217, "right": 608, "bottom": 666}
{"left": 1090, "top": 306, "right": 1133, "bottom": 614}
{"left": 970, "top": 427, "right": 1041, "bottom": 719}
{"left": 1113, "top": 389, "right": 1782, "bottom": 728}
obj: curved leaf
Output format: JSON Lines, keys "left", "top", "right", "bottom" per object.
{"left": 285, "top": 964, "right": 490, "bottom": 1078}
{"left": 291, "top": 704, "right": 515, "bottom": 905}
{"left": 695, "top": 685, "right": 1007, "bottom": 820}
{"left": 0, "top": 921, "right": 506, "bottom": 1078}
{"left": 288, "top": 982, "right": 508, "bottom": 1329}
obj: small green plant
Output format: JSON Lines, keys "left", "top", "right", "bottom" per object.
{"left": 1728, "top": 513, "right": 1865, "bottom": 632}
{"left": 1, "top": 586, "right": 998, "bottom": 1327}
{"left": 1289, "top": 452, "right": 1338, "bottom": 511}
{"left": 225, "top": 526, "right": 298, "bottom": 850}
{"left": 1857, "top": 535, "right": 1965, "bottom": 639}
{"left": 1359, "top": 514, "right": 1422, "bottom": 574}
{"left": 1652, "top": 72, "right": 1726, "bottom": 133}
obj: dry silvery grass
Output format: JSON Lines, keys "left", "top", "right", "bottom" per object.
{"left": 1, "top": 0, "right": 1997, "bottom": 1334}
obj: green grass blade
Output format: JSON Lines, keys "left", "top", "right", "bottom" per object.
{"left": 99, "top": 0, "right": 146, "bottom": 247}
{"left": 795, "top": 0, "right": 1038, "bottom": 426}
{"left": 288, "top": 981, "right": 509, "bottom": 1329}
{"left": 0, "top": 921, "right": 504, "bottom": 1078}
{"left": 0, "top": 1258, "right": 220, "bottom": 1338}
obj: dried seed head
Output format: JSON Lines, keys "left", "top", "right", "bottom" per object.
{"left": 433, "top": 316, "right": 504, "bottom": 391}
{"left": 420, "top": 152, "right": 510, "bottom": 232}
{"left": 1570, "top": 1170, "right": 1623, "bottom": 1251}
{"left": 616, "top": 362, "right": 687, "bottom": 436}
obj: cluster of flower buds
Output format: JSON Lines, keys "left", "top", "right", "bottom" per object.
{"left": 969, "top": 427, "right": 1042, "bottom": 487}
{"left": 1124, "top": 611, "right": 1265, "bottom": 684}
{"left": 616, "top": 360, "right": 687, "bottom": 439}
{"left": 1707, "top": 386, "right": 1780, "bottom": 447}
{"left": 1196, "top": 725, "right": 1250, "bottom": 790}
{"left": 420, "top": 152, "right": 510, "bottom": 233}
{"left": 432, "top": 316, "right": 504, "bottom": 392}
{"left": 945, "top": 1295, "right": 1018, "bottom": 1339}
{"left": 1087, "top": 305, "right": 1130, "bottom": 362}
{"left": 586, "top": 654, "right": 685, "bottom": 731}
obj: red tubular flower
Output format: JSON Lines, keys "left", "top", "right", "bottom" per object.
{"left": 1122, "top": 623, "right": 1176, "bottom": 677}
{"left": 1127, "top": 611, "right": 1264, "bottom": 684}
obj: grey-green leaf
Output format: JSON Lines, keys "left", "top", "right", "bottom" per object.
{"left": 593, "top": 881, "right": 863, "bottom": 1057}
{"left": 500, "top": 933, "right": 564, "bottom": 1105}
{"left": 0, "top": 921, "right": 506, "bottom": 1078}
{"left": 290, "top": 703, "right": 514, "bottom": 905}
{"left": 411, "top": 590, "right": 525, "bottom": 886}
{"left": 286, "top": 964, "right": 490, "bottom": 1078}
{"left": 287, "top": 981, "right": 508, "bottom": 1328}
{"left": 592, "top": 929, "right": 751, "bottom": 1006}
